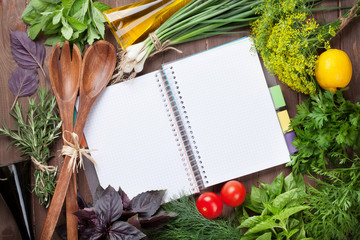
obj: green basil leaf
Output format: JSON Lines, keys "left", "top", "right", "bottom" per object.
{"left": 288, "top": 229, "right": 300, "bottom": 238}
{"left": 288, "top": 218, "right": 300, "bottom": 230}
{"left": 44, "top": 35, "right": 61, "bottom": 46}
{"left": 263, "top": 202, "right": 280, "bottom": 215}
{"left": 268, "top": 172, "right": 284, "bottom": 198}
{"left": 284, "top": 173, "right": 296, "bottom": 191}
{"left": 245, "top": 220, "right": 280, "bottom": 235}
{"left": 274, "top": 205, "right": 309, "bottom": 221}
{"left": 52, "top": 11, "right": 62, "bottom": 25}
{"left": 256, "top": 232, "right": 272, "bottom": 240}
{"left": 272, "top": 188, "right": 298, "bottom": 210}
{"left": 250, "top": 186, "right": 269, "bottom": 213}
{"left": 67, "top": 16, "right": 87, "bottom": 31}
{"left": 93, "top": 1, "right": 111, "bottom": 12}
{"left": 239, "top": 215, "right": 265, "bottom": 229}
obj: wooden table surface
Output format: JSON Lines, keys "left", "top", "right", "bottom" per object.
{"left": 0, "top": 0, "right": 359, "bottom": 239}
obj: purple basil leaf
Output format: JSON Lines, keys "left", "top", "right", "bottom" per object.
{"left": 10, "top": 30, "right": 46, "bottom": 76}
{"left": 8, "top": 67, "right": 39, "bottom": 107}
{"left": 130, "top": 190, "right": 165, "bottom": 218}
{"left": 118, "top": 187, "right": 131, "bottom": 209}
{"left": 74, "top": 207, "right": 96, "bottom": 220}
{"left": 139, "top": 210, "right": 177, "bottom": 230}
{"left": 128, "top": 214, "right": 141, "bottom": 230}
{"left": 109, "top": 221, "right": 146, "bottom": 240}
{"left": 94, "top": 185, "right": 105, "bottom": 204}
{"left": 95, "top": 186, "right": 123, "bottom": 224}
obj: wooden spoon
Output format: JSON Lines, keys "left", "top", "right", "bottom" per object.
{"left": 47, "top": 41, "right": 82, "bottom": 240}
{"left": 41, "top": 40, "right": 116, "bottom": 240}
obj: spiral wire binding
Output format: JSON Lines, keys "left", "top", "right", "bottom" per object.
{"left": 159, "top": 67, "right": 207, "bottom": 191}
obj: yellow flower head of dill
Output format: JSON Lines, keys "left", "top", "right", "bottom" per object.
{"left": 251, "top": 0, "right": 337, "bottom": 94}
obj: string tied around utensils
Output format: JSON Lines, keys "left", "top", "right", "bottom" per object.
{"left": 61, "top": 131, "right": 98, "bottom": 172}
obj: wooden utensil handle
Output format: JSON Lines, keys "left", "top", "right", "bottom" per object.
{"left": 40, "top": 155, "right": 74, "bottom": 240}
{"left": 66, "top": 174, "right": 78, "bottom": 240}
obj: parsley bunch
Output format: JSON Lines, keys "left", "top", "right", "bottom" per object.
{"left": 22, "top": 0, "right": 111, "bottom": 50}
{"left": 288, "top": 89, "right": 360, "bottom": 174}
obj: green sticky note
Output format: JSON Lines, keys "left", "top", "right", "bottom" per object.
{"left": 270, "top": 85, "right": 286, "bottom": 109}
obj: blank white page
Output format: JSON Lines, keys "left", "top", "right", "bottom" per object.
{"left": 83, "top": 71, "right": 195, "bottom": 200}
{"left": 162, "top": 37, "right": 290, "bottom": 187}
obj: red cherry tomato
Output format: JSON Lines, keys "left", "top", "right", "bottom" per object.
{"left": 220, "top": 180, "right": 246, "bottom": 207}
{"left": 196, "top": 192, "right": 223, "bottom": 219}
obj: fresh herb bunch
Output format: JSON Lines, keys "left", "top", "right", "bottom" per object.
{"left": 0, "top": 88, "right": 62, "bottom": 207}
{"left": 115, "top": 0, "right": 260, "bottom": 82}
{"left": 73, "top": 185, "right": 175, "bottom": 240}
{"left": 304, "top": 154, "right": 360, "bottom": 239}
{"left": 148, "top": 195, "right": 242, "bottom": 240}
{"left": 22, "top": 0, "right": 111, "bottom": 50}
{"left": 236, "top": 172, "right": 311, "bottom": 240}
{"left": 251, "top": 0, "right": 360, "bottom": 94}
{"left": 288, "top": 89, "right": 360, "bottom": 174}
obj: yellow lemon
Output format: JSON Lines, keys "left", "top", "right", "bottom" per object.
{"left": 315, "top": 49, "right": 352, "bottom": 92}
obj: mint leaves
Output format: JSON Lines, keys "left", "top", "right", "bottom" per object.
{"left": 22, "top": 0, "right": 111, "bottom": 50}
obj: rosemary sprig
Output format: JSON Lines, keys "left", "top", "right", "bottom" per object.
{"left": 0, "top": 87, "right": 62, "bottom": 207}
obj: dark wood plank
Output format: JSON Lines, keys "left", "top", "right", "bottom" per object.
{"left": 1, "top": 0, "right": 360, "bottom": 238}
{"left": 0, "top": 0, "right": 28, "bottom": 167}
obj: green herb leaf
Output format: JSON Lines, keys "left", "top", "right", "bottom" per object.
{"left": 239, "top": 215, "right": 264, "bottom": 229}
{"left": 62, "top": 0, "right": 76, "bottom": 11}
{"left": 86, "top": 24, "right": 100, "bottom": 45}
{"left": 93, "top": 1, "right": 111, "bottom": 12}
{"left": 28, "top": 22, "right": 44, "bottom": 40}
{"left": 275, "top": 205, "right": 309, "bottom": 222}
{"left": 256, "top": 232, "right": 271, "bottom": 240}
{"left": 61, "top": 16, "right": 73, "bottom": 40}
{"left": 250, "top": 187, "right": 268, "bottom": 213}
{"left": 30, "top": 0, "right": 52, "bottom": 12}
{"left": 67, "top": 16, "right": 87, "bottom": 31}
{"left": 45, "top": 35, "right": 61, "bottom": 46}
{"left": 52, "top": 10, "right": 62, "bottom": 25}
{"left": 272, "top": 188, "right": 298, "bottom": 210}
{"left": 90, "top": 3, "right": 105, "bottom": 38}
{"left": 245, "top": 220, "right": 280, "bottom": 235}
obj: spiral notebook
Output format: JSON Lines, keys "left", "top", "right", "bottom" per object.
{"left": 82, "top": 37, "right": 290, "bottom": 200}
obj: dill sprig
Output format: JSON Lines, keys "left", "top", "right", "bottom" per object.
{"left": 0, "top": 87, "right": 62, "bottom": 207}
{"left": 148, "top": 195, "right": 242, "bottom": 240}
{"left": 251, "top": 0, "right": 360, "bottom": 94}
{"left": 304, "top": 154, "right": 360, "bottom": 239}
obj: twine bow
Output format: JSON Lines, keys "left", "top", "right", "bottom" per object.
{"left": 61, "top": 131, "right": 97, "bottom": 172}
{"left": 31, "top": 156, "right": 57, "bottom": 172}
{"left": 149, "top": 32, "right": 183, "bottom": 57}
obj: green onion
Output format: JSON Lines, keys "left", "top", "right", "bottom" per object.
{"left": 117, "top": 0, "right": 260, "bottom": 80}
